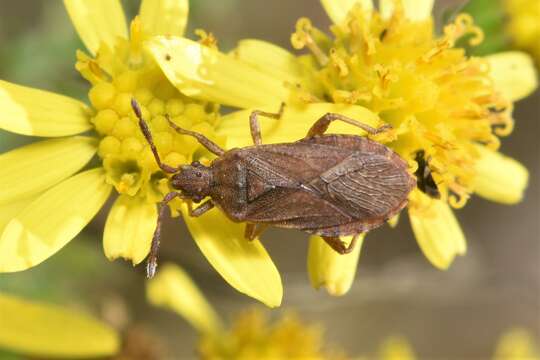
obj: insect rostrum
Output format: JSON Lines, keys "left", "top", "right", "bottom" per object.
{"left": 131, "top": 99, "right": 415, "bottom": 278}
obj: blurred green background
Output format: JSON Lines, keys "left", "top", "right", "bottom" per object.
{"left": 0, "top": 0, "right": 538, "bottom": 358}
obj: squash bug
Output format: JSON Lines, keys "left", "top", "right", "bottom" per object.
{"left": 131, "top": 99, "right": 415, "bottom": 278}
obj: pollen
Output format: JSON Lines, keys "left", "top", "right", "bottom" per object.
{"left": 79, "top": 17, "right": 222, "bottom": 205}
{"left": 291, "top": 4, "right": 513, "bottom": 211}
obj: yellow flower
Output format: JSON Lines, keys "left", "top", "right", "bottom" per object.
{"left": 504, "top": 0, "right": 540, "bottom": 64}
{"left": 145, "top": 0, "right": 537, "bottom": 295}
{"left": 493, "top": 328, "right": 540, "bottom": 360}
{"left": 147, "top": 263, "right": 348, "bottom": 360}
{"left": 0, "top": 0, "right": 281, "bottom": 307}
{"left": 377, "top": 330, "right": 540, "bottom": 360}
{"left": 0, "top": 293, "right": 119, "bottom": 358}
{"left": 147, "top": 263, "right": 540, "bottom": 359}
{"left": 378, "top": 336, "right": 417, "bottom": 360}
{"left": 369, "top": 330, "right": 540, "bottom": 359}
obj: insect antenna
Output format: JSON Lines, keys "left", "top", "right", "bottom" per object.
{"left": 130, "top": 98, "right": 179, "bottom": 174}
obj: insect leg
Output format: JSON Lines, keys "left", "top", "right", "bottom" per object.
{"left": 347, "top": 234, "right": 360, "bottom": 252}
{"left": 306, "top": 113, "right": 391, "bottom": 138}
{"left": 322, "top": 235, "right": 358, "bottom": 254}
{"left": 249, "top": 103, "right": 285, "bottom": 145}
{"left": 131, "top": 99, "right": 179, "bottom": 174}
{"left": 244, "top": 223, "right": 269, "bottom": 241}
{"left": 147, "top": 191, "right": 182, "bottom": 278}
{"left": 166, "top": 115, "right": 225, "bottom": 156}
{"left": 189, "top": 200, "right": 215, "bottom": 217}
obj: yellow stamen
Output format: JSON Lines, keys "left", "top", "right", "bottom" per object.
{"left": 292, "top": 18, "right": 330, "bottom": 66}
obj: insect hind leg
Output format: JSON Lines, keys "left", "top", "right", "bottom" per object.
{"left": 249, "top": 103, "right": 285, "bottom": 145}
{"left": 306, "top": 113, "right": 391, "bottom": 138}
{"left": 322, "top": 234, "right": 359, "bottom": 254}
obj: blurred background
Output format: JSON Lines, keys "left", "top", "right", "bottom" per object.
{"left": 0, "top": 0, "right": 538, "bottom": 358}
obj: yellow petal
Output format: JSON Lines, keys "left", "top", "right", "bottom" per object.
{"left": 0, "top": 80, "right": 92, "bottom": 136}
{"left": 307, "top": 235, "right": 364, "bottom": 296}
{"left": 139, "top": 0, "right": 189, "bottom": 37}
{"left": 182, "top": 206, "right": 282, "bottom": 307}
{"left": 380, "top": 0, "right": 434, "bottom": 21}
{"left": 218, "top": 102, "right": 381, "bottom": 148}
{"left": 0, "top": 197, "right": 35, "bottom": 234}
{"left": 64, "top": 0, "right": 128, "bottom": 55}
{"left": 409, "top": 191, "right": 466, "bottom": 270}
{"left": 474, "top": 146, "right": 528, "bottom": 204}
{"left": 321, "top": 0, "right": 373, "bottom": 24}
{"left": 493, "top": 328, "right": 540, "bottom": 360}
{"left": 231, "top": 39, "right": 305, "bottom": 84}
{"left": 0, "top": 294, "right": 119, "bottom": 358}
{"left": 146, "top": 36, "right": 288, "bottom": 108}
{"left": 103, "top": 195, "right": 157, "bottom": 265}
{"left": 0, "top": 168, "right": 112, "bottom": 272}
{"left": 485, "top": 51, "right": 538, "bottom": 102}
{"left": 0, "top": 136, "right": 97, "bottom": 206}
{"left": 146, "top": 263, "right": 221, "bottom": 335}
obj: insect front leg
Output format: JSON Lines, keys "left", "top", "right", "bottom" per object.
{"left": 306, "top": 113, "right": 391, "bottom": 138}
{"left": 147, "top": 191, "right": 183, "bottom": 278}
{"left": 244, "top": 223, "right": 269, "bottom": 241}
{"left": 166, "top": 115, "right": 225, "bottom": 156}
{"left": 131, "top": 99, "right": 180, "bottom": 174}
{"left": 249, "top": 103, "right": 285, "bottom": 145}
{"left": 188, "top": 200, "right": 215, "bottom": 217}
{"left": 322, "top": 234, "right": 359, "bottom": 254}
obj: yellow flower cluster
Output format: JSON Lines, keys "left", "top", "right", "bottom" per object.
{"left": 504, "top": 0, "right": 540, "bottom": 64}
{"left": 0, "top": 0, "right": 281, "bottom": 307}
{"left": 2, "top": 264, "right": 538, "bottom": 358}
{"left": 292, "top": 9, "right": 507, "bottom": 210}
{"left": 198, "top": 310, "right": 346, "bottom": 360}
{"left": 147, "top": 263, "right": 540, "bottom": 360}
{"left": 146, "top": 0, "right": 537, "bottom": 293}
{"left": 78, "top": 18, "right": 220, "bottom": 201}
{"left": 0, "top": 0, "right": 537, "bottom": 306}
{"left": 148, "top": 264, "right": 348, "bottom": 360}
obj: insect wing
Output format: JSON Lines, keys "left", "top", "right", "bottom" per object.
{"left": 239, "top": 137, "right": 413, "bottom": 228}
{"left": 314, "top": 153, "right": 414, "bottom": 219}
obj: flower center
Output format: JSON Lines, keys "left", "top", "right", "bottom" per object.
{"left": 291, "top": 4, "right": 512, "bottom": 209}
{"left": 77, "top": 18, "right": 222, "bottom": 205}
{"left": 198, "top": 309, "right": 343, "bottom": 359}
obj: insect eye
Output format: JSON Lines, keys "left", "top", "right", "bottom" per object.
{"left": 196, "top": 171, "right": 202, "bottom": 177}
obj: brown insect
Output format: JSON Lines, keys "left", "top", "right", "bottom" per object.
{"left": 131, "top": 99, "right": 415, "bottom": 278}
